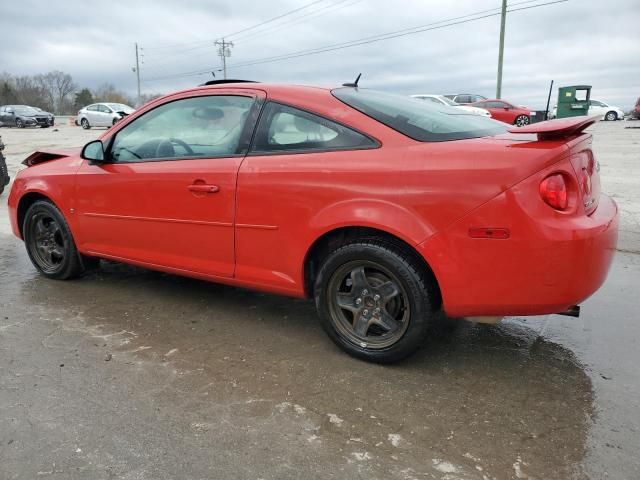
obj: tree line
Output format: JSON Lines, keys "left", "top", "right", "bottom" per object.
{"left": 0, "top": 71, "right": 162, "bottom": 115}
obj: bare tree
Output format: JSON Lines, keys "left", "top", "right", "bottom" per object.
{"left": 93, "top": 83, "right": 134, "bottom": 106}
{"left": 34, "top": 71, "right": 77, "bottom": 113}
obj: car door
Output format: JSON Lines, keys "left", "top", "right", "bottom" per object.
{"left": 98, "top": 104, "right": 114, "bottom": 126}
{"left": 0, "top": 107, "right": 6, "bottom": 125}
{"left": 235, "top": 101, "right": 379, "bottom": 291}
{"left": 84, "top": 105, "right": 98, "bottom": 124}
{"left": 588, "top": 100, "right": 606, "bottom": 119}
{"left": 74, "top": 90, "right": 265, "bottom": 278}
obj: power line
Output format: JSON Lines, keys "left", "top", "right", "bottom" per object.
{"left": 141, "top": 0, "right": 326, "bottom": 56}
{"left": 228, "top": 0, "right": 567, "bottom": 70}
{"left": 144, "top": 0, "right": 567, "bottom": 82}
{"left": 231, "top": 0, "right": 360, "bottom": 44}
{"left": 224, "top": 0, "right": 326, "bottom": 40}
{"left": 142, "top": 0, "right": 357, "bottom": 73}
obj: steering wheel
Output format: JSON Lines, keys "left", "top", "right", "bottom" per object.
{"left": 154, "top": 138, "right": 194, "bottom": 158}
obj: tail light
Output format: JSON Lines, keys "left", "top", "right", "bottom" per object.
{"left": 540, "top": 173, "right": 568, "bottom": 210}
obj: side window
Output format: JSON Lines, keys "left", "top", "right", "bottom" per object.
{"left": 486, "top": 101, "right": 506, "bottom": 108}
{"left": 251, "top": 103, "right": 375, "bottom": 153}
{"left": 474, "top": 102, "right": 487, "bottom": 108}
{"left": 98, "top": 105, "right": 111, "bottom": 113}
{"left": 87, "top": 105, "right": 98, "bottom": 112}
{"left": 456, "top": 95, "right": 471, "bottom": 104}
{"left": 110, "top": 95, "right": 254, "bottom": 163}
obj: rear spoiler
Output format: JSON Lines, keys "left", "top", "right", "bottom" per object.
{"left": 508, "top": 115, "right": 597, "bottom": 140}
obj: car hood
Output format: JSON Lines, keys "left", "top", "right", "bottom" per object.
{"left": 23, "top": 147, "right": 82, "bottom": 166}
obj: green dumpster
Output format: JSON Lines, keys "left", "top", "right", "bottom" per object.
{"left": 556, "top": 85, "right": 591, "bottom": 118}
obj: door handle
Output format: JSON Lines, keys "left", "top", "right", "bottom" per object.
{"left": 188, "top": 184, "right": 219, "bottom": 193}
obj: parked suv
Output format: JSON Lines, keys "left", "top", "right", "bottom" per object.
{"left": 0, "top": 105, "right": 55, "bottom": 128}
{"left": 77, "top": 103, "right": 135, "bottom": 129}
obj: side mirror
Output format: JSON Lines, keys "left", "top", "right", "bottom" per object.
{"left": 6, "top": 109, "right": 14, "bottom": 114}
{"left": 81, "top": 140, "right": 106, "bottom": 163}
{"left": 503, "top": 106, "right": 510, "bottom": 110}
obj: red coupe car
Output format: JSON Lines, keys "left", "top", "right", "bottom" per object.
{"left": 7, "top": 81, "right": 618, "bottom": 363}
{"left": 470, "top": 99, "right": 531, "bottom": 126}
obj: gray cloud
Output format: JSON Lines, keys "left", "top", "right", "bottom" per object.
{"left": 1, "top": 0, "right": 638, "bottom": 109}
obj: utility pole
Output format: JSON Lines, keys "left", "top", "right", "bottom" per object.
{"left": 215, "top": 38, "right": 234, "bottom": 79}
{"left": 133, "top": 42, "right": 141, "bottom": 106}
{"left": 496, "top": 0, "right": 507, "bottom": 99}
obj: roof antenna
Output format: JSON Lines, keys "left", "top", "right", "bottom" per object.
{"left": 342, "top": 73, "right": 362, "bottom": 88}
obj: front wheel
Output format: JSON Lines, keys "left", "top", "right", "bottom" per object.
{"left": 23, "top": 200, "right": 85, "bottom": 279}
{"left": 16, "top": 119, "right": 24, "bottom": 128}
{"left": 514, "top": 115, "right": 530, "bottom": 127}
{"left": 81, "top": 118, "right": 90, "bottom": 129}
{"left": 605, "top": 111, "right": 618, "bottom": 121}
{"left": 314, "top": 241, "right": 435, "bottom": 363}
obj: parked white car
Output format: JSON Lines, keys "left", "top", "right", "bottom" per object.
{"left": 549, "top": 100, "right": 625, "bottom": 121}
{"left": 411, "top": 94, "right": 491, "bottom": 117}
{"left": 77, "top": 103, "right": 135, "bottom": 129}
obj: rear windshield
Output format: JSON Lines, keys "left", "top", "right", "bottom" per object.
{"left": 332, "top": 88, "right": 507, "bottom": 142}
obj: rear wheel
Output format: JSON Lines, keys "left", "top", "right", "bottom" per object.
{"left": 605, "top": 111, "right": 617, "bottom": 121}
{"left": 314, "top": 240, "right": 435, "bottom": 363}
{"left": 514, "top": 115, "right": 530, "bottom": 127}
{"left": 81, "top": 118, "right": 90, "bottom": 129}
{"left": 23, "top": 200, "right": 85, "bottom": 279}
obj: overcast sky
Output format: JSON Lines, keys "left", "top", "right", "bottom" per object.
{"left": 1, "top": 0, "right": 638, "bottom": 109}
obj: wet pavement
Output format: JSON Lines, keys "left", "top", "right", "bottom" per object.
{"left": 1, "top": 122, "right": 639, "bottom": 479}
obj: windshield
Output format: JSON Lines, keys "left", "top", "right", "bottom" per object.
{"left": 332, "top": 88, "right": 507, "bottom": 142}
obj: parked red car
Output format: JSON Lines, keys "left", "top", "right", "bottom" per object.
{"left": 633, "top": 97, "right": 640, "bottom": 120}
{"left": 7, "top": 82, "right": 618, "bottom": 363}
{"left": 470, "top": 99, "right": 531, "bottom": 126}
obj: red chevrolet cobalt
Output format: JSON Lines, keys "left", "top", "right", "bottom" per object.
{"left": 7, "top": 81, "right": 618, "bottom": 363}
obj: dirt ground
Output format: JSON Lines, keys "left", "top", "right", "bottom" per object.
{"left": 0, "top": 120, "right": 639, "bottom": 479}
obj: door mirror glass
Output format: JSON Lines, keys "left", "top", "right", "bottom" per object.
{"left": 81, "top": 140, "right": 105, "bottom": 162}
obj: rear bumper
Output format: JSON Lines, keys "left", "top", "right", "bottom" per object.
{"left": 419, "top": 193, "right": 618, "bottom": 317}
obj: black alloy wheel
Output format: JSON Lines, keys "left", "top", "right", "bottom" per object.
{"left": 315, "top": 240, "right": 435, "bottom": 363}
{"left": 23, "top": 200, "right": 86, "bottom": 279}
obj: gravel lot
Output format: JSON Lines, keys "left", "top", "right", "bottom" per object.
{"left": 0, "top": 120, "right": 639, "bottom": 479}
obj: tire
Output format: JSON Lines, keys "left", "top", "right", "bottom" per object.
{"left": 514, "top": 115, "right": 530, "bottom": 127}
{"left": 314, "top": 240, "right": 435, "bottom": 363}
{"left": 112, "top": 118, "right": 118, "bottom": 126}
{"left": 605, "top": 111, "right": 617, "bottom": 121}
{"left": 0, "top": 154, "right": 8, "bottom": 195}
{"left": 81, "top": 118, "right": 90, "bottom": 129}
{"left": 23, "top": 200, "right": 85, "bottom": 280}
{"left": 16, "top": 119, "right": 24, "bottom": 128}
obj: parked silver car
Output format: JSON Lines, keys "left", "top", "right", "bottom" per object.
{"left": 76, "top": 103, "right": 135, "bottom": 129}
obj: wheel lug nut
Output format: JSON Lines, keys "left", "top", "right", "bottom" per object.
{"left": 362, "top": 289, "right": 368, "bottom": 295}
{"left": 373, "top": 294, "right": 380, "bottom": 301}
{"left": 374, "top": 308, "right": 380, "bottom": 314}
{"left": 363, "top": 309, "right": 369, "bottom": 316}
{"left": 355, "top": 298, "right": 362, "bottom": 305}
